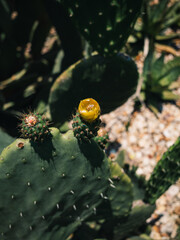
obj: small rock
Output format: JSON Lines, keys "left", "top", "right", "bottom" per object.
{"left": 136, "top": 168, "right": 144, "bottom": 175}
{"left": 174, "top": 206, "right": 180, "bottom": 216}
{"left": 151, "top": 226, "right": 161, "bottom": 240}
{"left": 166, "top": 185, "right": 179, "bottom": 198}
{"left": 160, "top": 214, "right": 176, "bottom": 234}
{"left": 129, "top": 135, "right": 137, "bottom": 144}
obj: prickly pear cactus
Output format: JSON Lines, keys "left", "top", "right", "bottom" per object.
{"left": 49, "top": 54, "right": 138, "bottom": 125}
{"left": 88, "top": 158, "right": 133, "bottom": 223}
{"left": 144, "top": 137, "right": 180, "bottom": 204}
{"left": 61, "top": 0, "right": 143, "bottom": 56}
{"left": 19, "top": 112, "right": 50, "bottom": 142}
{"left": 72, "top": 98, "right": 133, "bottom": 220}
{"left": 0, "top": 128, "right": 111, "bottom": 240}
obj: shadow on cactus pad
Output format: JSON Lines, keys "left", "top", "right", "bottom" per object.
{"left": 30, "top": 135, "right": 55, "bottom": 162}
{"left": 49, "top": 53, "right": 138, "bottom": 126}
{"left": 61, "top": 0, "right": 143, "bottom": 56}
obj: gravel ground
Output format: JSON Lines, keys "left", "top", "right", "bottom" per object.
{"left": 101, "top": 100, "right": 180, "bottom": 239}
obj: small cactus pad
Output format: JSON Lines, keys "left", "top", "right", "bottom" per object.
{"left": 144, "top": 137, "right": 180, "bottom": 204}
{"left": 19, "top": 112, "right": 50, "bottom": 142}
{"left": 61, "top": 0, "right": 143, "bottom": 56}
{"left": 72, "top": 112, "right": 101, "bottom": 142}
{"left": 0, "top": 128, "right": 110, "bottom": 239}
{"left": 49, "top": 54, "right": 138, "bottom": 125}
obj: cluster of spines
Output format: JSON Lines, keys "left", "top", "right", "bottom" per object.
{"left": 19, "top": 112, "right": 50, "bottom": 142}
{"left": 72, "top": 112, "right": 101, "bottom": 142}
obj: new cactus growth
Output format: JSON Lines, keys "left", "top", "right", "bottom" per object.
{"left": 72, "top": 98, "right": 101, "bottom": 142}
{"left": 18, "top": 112, "right": 50, "bottom": 142}
{"left": 94, "top": 134, "right": 109, "bottom": 150}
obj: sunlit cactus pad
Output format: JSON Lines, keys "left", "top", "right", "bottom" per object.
{"left": 0, "top": 128, "right": 110, "bottom": 240}
{"left": 96, "top": 159, "right": 133, "bottom": 219}
{"left": 61, "top": 0, "right": 143, "bottom": 55}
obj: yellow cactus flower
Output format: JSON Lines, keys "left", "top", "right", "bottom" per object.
{"left": 78, "top": 98, "right": 101, "bottom": 123}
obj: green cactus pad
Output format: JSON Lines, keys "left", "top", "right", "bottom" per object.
{"left": 0, "top": 129, "right": 15, "bottom": 154}
{"left": 91, "top": 159, "right": 133, "bottom": 221}
{"left": 113, "top": 204, "right": 155, "bottom": 240}
{"left": 99, "top": 205, "right": 155, "bottom": 240}
{"left": 49, "top": 54, "right": 138, "bottom": 125}
{"left": 72, "top": 112, "right": 101, "bottom": 142}
{"left": 107, "top": 160, "right": 133, "bottom": 218}
{"left": 61, "top": 0, "right": 143, "bottom": 56}
{"left": 144, "top": 137, "right": 180, "bottom": 204}
{"left": 0, "top": 128, "right": 110, "bottom": 240}
{"left": 19, "top": 112, "right": 50, "bottom": 142}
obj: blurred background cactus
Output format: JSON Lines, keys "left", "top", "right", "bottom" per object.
{"left": 0, "top": 0, "right": 180, "bottom": 239}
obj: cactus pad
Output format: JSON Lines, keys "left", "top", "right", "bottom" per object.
{"left": 61, "top": 0, "right": 143, "bottom": 56}
{"left": 0, "top": 128, "right": 110, "bottom": 239}
{"left": 144, "top": 137, "right": 180, "bottom": 204}
{"left": 92, "top": 159, "right": 133, "bottom": 222}
{"left": 107, "top": 159, "right": 133, "bottom": 218}
{"left": 49, "top": 54, "right": 138, "bottom": 125}
{"left": 113, "top": 204, "right": 155, "bottom": 240}
{"left": 0, "top": 129, "right": 15, "bottom": 154}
